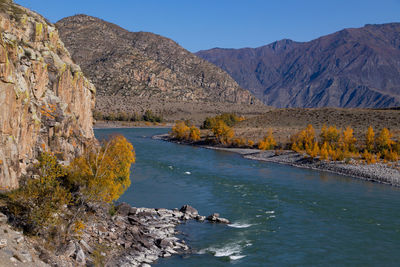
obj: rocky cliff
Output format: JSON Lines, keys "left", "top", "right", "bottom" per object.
{"left": 197, "top": 23, "right": 400, "bottom": 108}
{"left": 0, "top": 0, "right": 96, "bottom": 189}
{"left": 55, "top": 15, "right": 263, "bottom": 118}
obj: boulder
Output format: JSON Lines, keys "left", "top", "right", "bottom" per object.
{"left": 0, "top": 213, "right": 8, "bottom": 224}
{"left": 75, "top": 247, "right": 86, "bottom": 265}
{"left": 64, "top": 241, "right": 76, "bottom": 258}
{"left": 206, "top": 213, "right": 230, "bottom": 224}
{"left": 179, "top": 205, "right": 198, "bottom": 216}
{"left": 117, "top": 202, "right": 131, "bottom": 216}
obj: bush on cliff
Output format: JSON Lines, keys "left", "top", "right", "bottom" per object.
{"left": 7, "top": 152, "right": 72, "bottom": 233}
{"left": 5, "top": 135, "right": 135, "bottom": 239}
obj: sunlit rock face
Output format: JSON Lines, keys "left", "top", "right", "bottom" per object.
{"left": 0, "top": 0, "right": 96, "bottom": 189}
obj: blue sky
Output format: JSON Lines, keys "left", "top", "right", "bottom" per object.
{"left": 15, "top": 0, "right": 400, "bottom": 52}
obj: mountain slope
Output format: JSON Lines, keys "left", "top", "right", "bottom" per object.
{"left": 56, "top": 15, "right": 263, "bottom": 119}
{"left": 0, "top": 1, "right": 96, "bottom": 188}
{"left": 196, "top": 23, "right": 400, "bottom": 108}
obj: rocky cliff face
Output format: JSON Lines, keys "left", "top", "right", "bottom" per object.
{"left": 55, "top": 15, "right": 262, "bottom": 117}
{"left": 197, "top": 23, "right": 400, "bottom": 108}
{"left": 0, "top": 1, "right": 96, "bottom": 189}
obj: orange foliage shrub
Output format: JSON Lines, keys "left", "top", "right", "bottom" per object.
{"left": 258, "top": 130, "right": 277, "bottom": 150}
{"left": 362, "top": 150, "right": 376, "bottom": 164}
{"left": 232, "top": 137, "right": 247, "bottom": 147}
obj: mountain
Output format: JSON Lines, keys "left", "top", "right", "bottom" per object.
{"left": 0, "top": 0, "right": 96, "bottom": 189}
{"left": 55, "top": 15, "right": 263, "bottom": 119}
{"left": 196, "top": 23, "right": 400, "bottom": 108}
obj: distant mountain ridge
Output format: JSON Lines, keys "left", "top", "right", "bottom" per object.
{"left": 55, "top": 15, "right": 263, "bottom": 118}
{"left": 196, "top": 23, "right": 400, "bottom": 108}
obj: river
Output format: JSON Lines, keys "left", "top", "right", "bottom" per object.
{"left": 95, "top": 128, "right": 400, "bottom": 266}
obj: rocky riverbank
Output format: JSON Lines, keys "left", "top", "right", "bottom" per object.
{"left": 0, "top": 202, "right": 229, "bottom": 266}
{"left": 154, "top": 134, "right": 400, "bottom": 187}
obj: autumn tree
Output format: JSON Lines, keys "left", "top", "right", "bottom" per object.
{"left": 170, "top": 121, "right": 190, "bottom": 140}
{"left": 376, "top": 128, "right": 394, "bottom": 153}
{"left": 340, "top": 126, "right": 357, "bottom": 152}
{"left": 212, "top": 120, "right": 234, "bottom": 145}
{"left": 291, "top": 124, "right": 315, "bottom": 152}
{"left": 307, "top": 141, "right": 320, "bottom": 159}
{"left": 319, "top": 142, "right": 329, "bottom": 160}
{"left": 189, "top": 126, "right": 201, "bottom": 141}
{"left": 365, "top": 126, "right": 375, "bottom": 152}
{"left": 68, "top": 135, "right": 135, "bottom": 203}
{"left": 258, "top": 130, "right": 277, "bottom": 150}
{"left": 320, "top": 125, "right": 340, "bottom": 147}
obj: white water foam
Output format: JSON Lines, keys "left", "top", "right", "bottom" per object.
{"left": 184, "top": 171, "right": 191, "bottom": 175}
{"left": 198, "top": 241, "right": 251, "bottom": 261}
{"left": 265, "top": 210, "right": 275, "bottom": 214}
{"left": 230, "top": 255, "right": 246, "bottom": 260}
{"left": 228, "top": 222, "right": 253, "bottom": 228}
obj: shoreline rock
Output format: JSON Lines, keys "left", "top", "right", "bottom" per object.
{"left": 0, "top": 202, "right": 229, "bottom": 267}
{"left": 107, "top": 203, "right": 229, "bottom": 266}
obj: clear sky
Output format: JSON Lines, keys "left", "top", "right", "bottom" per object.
{"left": 14, "top": 0, "right": 400, "bottom": 52}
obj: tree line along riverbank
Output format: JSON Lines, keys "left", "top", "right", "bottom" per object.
{"left": 164, "top": 113, "right": 400, "bottom": 185}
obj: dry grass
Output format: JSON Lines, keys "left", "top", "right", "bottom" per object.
{"left": 234, "top": 107, "right": 400, "bottom": 145}
{"left": 95, "top": 95, "right": 268, "bottom": 124}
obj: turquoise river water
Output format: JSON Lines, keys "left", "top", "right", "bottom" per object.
{"left": 95, "top": 128, "right": 400, "bottom": 266}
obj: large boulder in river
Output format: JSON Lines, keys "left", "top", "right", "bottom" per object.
{"left": 206, "top": 213, "right": 230, "bottom": 224}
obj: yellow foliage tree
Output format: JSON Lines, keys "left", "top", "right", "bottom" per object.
{"left": 308, "top": 141, "right": 319, "bottom": 158}
{"left": 340, "top": 126, "right": 357, "bottom": 152}
{"left": 258, "top": 130, "right": 277, "bottom": 150}
{"left": 383, "top": 149, "right": 399, "bottom": 162}
{"left": 320, "top": 124, "right": 340, "bottom": 147}
{"left": 189, "top": 126, "right": 201, "bottom": 141}
{"left": 376, "top": 128, "right": 394, "bottom": 153}
{"left": 212, "top": 120, "right": 234, "bottom": 145}
{"left": 319, "top": 142, "right": 329, "bottom": 160}
{"left": 69, "top": 135, "right": 135, "bottom": 203}
{"left": 170, "top": 121, "right": 190, "bottom": 140}
{"left": 291, "top": 124, "right": 315, "bottom": 151}
{"left": 365, "top": 126, "right": 375, "bottom": 152}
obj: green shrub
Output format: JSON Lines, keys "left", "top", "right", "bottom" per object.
{"left": 7, "top": 153, "right": 72, "bottom": 233}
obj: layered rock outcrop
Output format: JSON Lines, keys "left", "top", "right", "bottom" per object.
{"left": 0, "top": 1, "right": 96, "bottom": 189}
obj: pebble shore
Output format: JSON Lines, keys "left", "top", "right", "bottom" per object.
{"left": 155, "top": 134, "right": 400, "bottom": 187}
{"left": 207, "top": 147, "right": 400, "bottom": 186}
